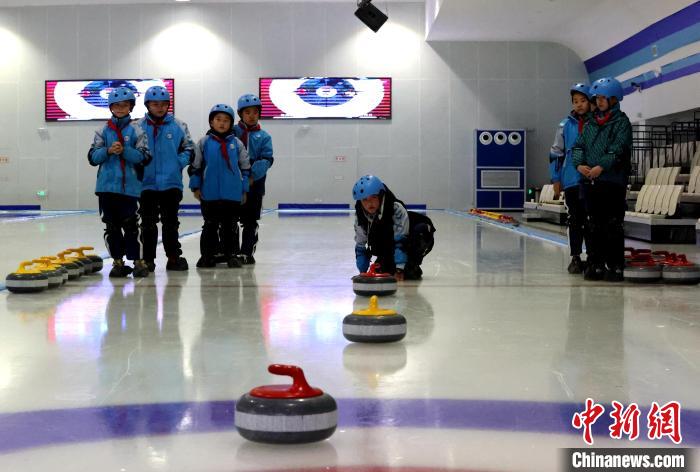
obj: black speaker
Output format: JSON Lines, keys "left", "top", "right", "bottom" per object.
{"left": 354, "top": 1, "right": 388, "bottom": 33}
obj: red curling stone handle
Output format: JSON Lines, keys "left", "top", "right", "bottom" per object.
{"left": 249, "top": 364, "right": 324, "bottom": 399}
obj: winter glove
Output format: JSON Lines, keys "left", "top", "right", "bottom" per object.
{"left": 251, "top": 159, "right": 271, "bottom": 181}
{"left": 355, "top": 246, "right": 370, "bottom": 273}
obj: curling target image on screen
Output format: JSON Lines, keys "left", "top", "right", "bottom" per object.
{"left": 45, "top": 79, "right": 174, "bottom": 121}
{"left": 260, "top": 77, "right": 391, "bottom": 119}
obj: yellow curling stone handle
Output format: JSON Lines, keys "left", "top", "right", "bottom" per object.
{"left": 352, "top": 295, "right": 397, "bottom": 316}
{"left": 15, "top": 261, "right": 41, "bottom": 274}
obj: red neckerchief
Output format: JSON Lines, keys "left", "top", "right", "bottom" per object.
{"left": 106, "top": 119, "right": 127, "bottom": 191}
{"left": 595, "top": 111, "right": 612, "bottom": 126}
{"left": 577, "top": 116, "right": 585, "bottom": 133}
{"left": 146, "top": 115, "right": 164, "bottom": 140}
{"left": 237, "top": 121, "right": 261, "bottom": 148}
{"left": 209, "top": 134, "right": 233, "bottom": 171}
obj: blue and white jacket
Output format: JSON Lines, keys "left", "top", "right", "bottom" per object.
{"left": 87, "top": 115, "right": 151, "bottom": 198}
{"left": 354, "top": 188, "right": 410, "bottom": 269}
{"left": 136, "top": 113, "right": 195, "bottom": 192}
{"left": 233, "top": 122, "right": 274, "bottom": 195}
{"left": 549, "top": 111, "right": 589, "bottom": 190}
{"left": 188, "top": 130, "right": 250, "bottom": 202}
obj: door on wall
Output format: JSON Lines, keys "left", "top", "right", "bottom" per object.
{"left": 474, "top": 129, "right": 526, "bottom": 211}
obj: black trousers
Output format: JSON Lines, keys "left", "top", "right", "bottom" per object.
{"left": 564, "top": 187, "right": 589, "bottom": 257}
{"left": 98, "top": 193, "right": 143, "bottom": 261}
{"left": 374, "top": 223, "right": 435, "bottom": 276}
{"left": 200, "top": 200, "right": 241, "bottom": 259}
{"left": 234, "top": 192, "right": 264, "bottom": 256}
{"left": 581, "top": 181, "right": 626, "bottom": 269}
{"left": 139, "top": 189, "right": 183, "bottom": 261}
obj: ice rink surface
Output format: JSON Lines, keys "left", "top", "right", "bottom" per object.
{"left": 0, "top": 210, "right": 698, "bottom": 471}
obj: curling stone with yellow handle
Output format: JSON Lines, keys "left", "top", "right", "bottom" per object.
{"left": 31, "top": 259, "right": 64, "bottom": 289}
{"left": 70, "top": 246, "right": 103, "bottom": 273}
{"left": 59, "top": 250, "right": 88, "bottom": 276}
{"left": 39, "top": 257, "right": 69, "bottom": 284}
{"left": 342, "top": 295, "right": 407, "bottom": 343}
{"left": 55, "top": 252, "right": 83, "bottom": 280}
{"left": 65, "top": 248, "right": 94, "bottom": 274}
{"left": 5, "top": 261, "right": 49, "bottom": 294}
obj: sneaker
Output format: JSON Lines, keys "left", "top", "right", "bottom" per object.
{"left": 239, "top": 254, "right": 256, "bottom": 265}
{"left": 166, "top": 257, "right": 189, "bottom": 271}
{"left": 584, "top": 263, "right": 605, "bottom": 281}
{"left": 196, "top": 256, "right": 216, "bottom": 268}
{"left": 604, "top": 266, "right": 624, "bottom": 282}
{"left": 214, "top": 253, "right": 227, "bottom": 265}
{"left": 227, "top": 256, "right": 242, "bottom": 268}
{"left": 109, "top": 259, "right": 133, "bottom": 278}
{"left": 567, "top": 256, "right": 584, "bottom": 274}
{"left": 133, "top": 260, "right": 150, "bottom": 278}
{"left": 145, "top": 260, "right": 156, "bottom": 272}
{"left": 403, "top": 264, "right": 423, "bottom": 280}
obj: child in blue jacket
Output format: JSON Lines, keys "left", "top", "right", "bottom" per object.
{"left": 233, "top": 94, "right": 274, "bottom": 265}
{"left": 88, "top": 87, "right": 151, "bottom": 278}
{"left": 189, "top": 104, "right": 250, "bottom": 268}
{"left": 548, "top": 83, "right": 594, "bottom": 274}
{"left": 136, "top": 85, "right": 195, "bottom": 272}
{"left": 353, "top": 175, "right": 435, "bottom": 280}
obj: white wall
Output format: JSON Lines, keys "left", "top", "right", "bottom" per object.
{"left": 0, "top": 2, "right": 587, "bottom": 210}
{"left": 622, "top": 75, "right": 700, "bottom": 124}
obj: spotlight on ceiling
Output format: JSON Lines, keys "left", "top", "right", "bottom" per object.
{"left": 355, "top": 0, "right": 388, "bottom": 33}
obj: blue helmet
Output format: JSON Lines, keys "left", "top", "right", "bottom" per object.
{"left": 208, "top": 103, "right": 236, "bottom": 123}
{"left": 237, "top": 94, "right": 262, "bottom": 113}
{"left": 144, "top": 85, "right": 170, "bottom": 103}
{"left": 108, "top": 87, "right": 136, "bottom": 106}
{"left": 352, "top": 175, "right": 385, "bottom": 200}
{"left": 590, "top": 77, "right": 624, "bottom": 101}
{"left": 570, "top": 82, "right": 591, "bottom": 100}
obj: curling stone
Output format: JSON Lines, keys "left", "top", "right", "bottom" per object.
{"left": 352, "top": 263, "right": 397, "bottom": 297}
{"left": 625, "top": 247, "right": 650, "bottom": 260}
{"left": 5, "top": 261, "right": 49, "bottom": 294}
{"left": 343, "top": 295, "right": 407, "bottom": 343}
{"left": 55, "top": 252, "right": 82, "bottom": 280}
{"left": 624, "top": 258, "right": 662, "bottom": 283}
{"left": 60, "top": 251, "right": 87, "bottom": 276}
{"left": 66, "top": 248, "right": 94, "bottom": 274}
{"left": 661, "top": 255, "right": 700, "bottom": 285}
{"left": 651, "top": 250, "right": 671, "bottom": 263}
{"left": 32, "top": 259, "right": 63, "bottom": 289}
{"left": 235, "top": 364, "right": 337, "bottom": 444}
{"left": 41, "top": 257, "right": 68, "bottom": 284}
{"left": 74, "top": 246, "right": 103, "bottom": 273}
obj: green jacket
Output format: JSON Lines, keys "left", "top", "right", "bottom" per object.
{"left": 571, "top": 105, "right": 632, "bottom": 187}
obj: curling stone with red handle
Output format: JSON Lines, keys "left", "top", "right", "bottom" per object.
{"left": 352, "top": 263, "right": 397, "bottom": 297}
{"left": 624, "top": 257, "right": 661, "bottom": 283}
{"left": 661, "top": 254, "right": 700, "bottom": 285}
{"left": 235, "top": 364, "right": 337, "bottom": 444}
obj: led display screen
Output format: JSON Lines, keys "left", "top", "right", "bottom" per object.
{"left": 45, "top": 79, "right": 175, "bottom": 121}
{"left": 259, "top": 77, "right": 391, "bottom": 119}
